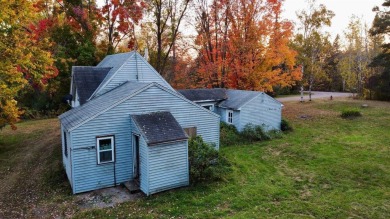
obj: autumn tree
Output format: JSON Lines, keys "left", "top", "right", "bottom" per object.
{"left": 140, "top": 0, "right": 191, "bottom": 80}
{"left": 195, "top": 0, "right": 301, "bottom": 91}
{"left": 16, "top": 0, "right": 102, "bottom": 115}
{"left": 293, "top": 0, "right": 334, "bottom": 100}
{"left": 194, "top": 0, "right": 230, "bottom": 88}
{"left": 100, "top": 0, "right": 146, "bottom": 54}
{"left": 0, "top": 0, "right": 56, "bottom": 129}
{"left": 253, "top": 0, "right": 302, "bottom": 91}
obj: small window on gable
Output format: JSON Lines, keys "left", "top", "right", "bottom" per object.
{"left": 202, "top": 104, "right": 214, "bottom": 111}
{"left": 97, "top": 136, "right": 115, "bottom": 164}
{"left": 227, "top": 110, "right": 233, "bottom": 124}
{"left": 63, "top": 131, "right": 68, "bottom": 157}
{"left": 184, "top": 127, "right": 197, "bottom": 138}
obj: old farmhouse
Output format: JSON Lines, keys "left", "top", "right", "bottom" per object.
{"left": 59, "top": 51, "right": 282, "bottom": 195}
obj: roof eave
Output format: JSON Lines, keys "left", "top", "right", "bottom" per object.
{"left": 153, "top": 83, "right": 221, "bottom": 119}
{"left": 66, "top": 83, "right": 153, "bottom": 132}
{"left": 147, "top": 138, "right": 188, "bottom": 146}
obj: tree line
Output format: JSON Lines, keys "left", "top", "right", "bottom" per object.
{"left": 1, "top": 0, "right": 389, "bottom": 129}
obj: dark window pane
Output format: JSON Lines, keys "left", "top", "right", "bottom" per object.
{"left": 64, "top": 132, "right": 68, "bottom": 157}
{"left": 99, "top": 139, "right": 112, "bottom": 150}
{"left": 100, "top": 151, "right": 113, "bottom": 162}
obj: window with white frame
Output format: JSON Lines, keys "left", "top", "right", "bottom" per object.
{"left": 97, "top": 136, "right": 115, "bottom": 164}
{"left": 227, "top": 110, "right": 233, "bottom": 124}
{"left": 201, "top": 104, "right": 214, "bottom": 111}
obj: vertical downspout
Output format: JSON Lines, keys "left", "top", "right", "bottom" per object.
{"left": 114, "top": 138, "right": 117, "bottom": 186}
{"left": 114, "top": 162, "right": 116, "bottom": 187}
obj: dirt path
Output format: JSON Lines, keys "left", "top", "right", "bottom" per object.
{"left": 0, "top": 119, "right": 142, "bottom": 218}
{"left": 277, "top": 91, "right": 352, "bottom": 102}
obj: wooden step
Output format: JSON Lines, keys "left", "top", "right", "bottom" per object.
{"left": 123, "top": 180, "right": 141, "bottom": 194}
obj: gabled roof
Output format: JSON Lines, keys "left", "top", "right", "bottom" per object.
{"left": 219, "top": 90, "right": 262, "bottom": 110}
{"left": 89, "top": 52, "right": 135, "bottom": 99}
{"left": 177, "top": 88, "right": 227, "bottom": 102}
{"left": 60, "top": 81, "right": 219, "bottom": 132}
{"left": 131, "top": 112, "right": 188, "bottom": 146}
{"left": 59, "top": 81, "right": 151, "bottom": 131}
{"left": 72, "top": 66, "right": 111, "bottom": 105}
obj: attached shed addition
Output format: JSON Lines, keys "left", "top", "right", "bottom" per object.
{"left": 131, "top": 112, "right": 189, "bottom": 195}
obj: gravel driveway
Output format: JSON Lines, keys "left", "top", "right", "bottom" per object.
{"left": 276, "top": 91, "right": 352, "bottom": 102}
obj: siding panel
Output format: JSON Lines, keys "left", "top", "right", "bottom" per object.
{"left": 147, "top": 141, "right": 189, "bottom": 195}
{"left": 239, "top": 94, "right": 282, "bottom": 131}
{"left": 61, "top": 126, "right": 72, "bottom": 187}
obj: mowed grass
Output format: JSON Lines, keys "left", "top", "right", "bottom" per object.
{"left": 0, "top": 98, "right": 389, "bottom": 218}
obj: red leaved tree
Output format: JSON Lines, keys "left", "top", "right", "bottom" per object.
{"left": 101, "top": 0, "right": 147, "bottom": 54}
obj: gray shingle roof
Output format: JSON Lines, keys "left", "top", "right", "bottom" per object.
{"left": 177, "top": 88, "right": 227, "bottom": 102}
{"left": 177, "top": 88, "right": 263, "bottom": 110}
{"left": 90, "top": 52, "right": 135, "bottom": 99}
{"left": 131, "top": 112, "right": 188, "bottom": 146}
{"left": 72, "top": 66, "right": 111, "bottom": 105}
{"left": 59, "top": 81, "right": 150, "bottom": 131}
{"left": 219, "top": 90, "right": 262, "bottom": 110}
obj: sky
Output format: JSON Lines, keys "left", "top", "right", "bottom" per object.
{"left": 282, "top": 0, "right": 384, "bottom": 40}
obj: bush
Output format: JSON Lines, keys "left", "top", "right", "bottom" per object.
{"left": 220, "top": 122, "right": 243, "bottom": 146}
{"left": 188, "top": 136, "right": 231, "bottom": 184}
{"left": 341, "top": 108, "right": 362, "bottom": 118}
{"left": 281, "top": 119, "right": 293, "bottom": 132}
{"left": 241, "top": 123, "right": 270, "bottom": 141}
{"left": 267, "top": 129, "right": 283, "bottom": 139}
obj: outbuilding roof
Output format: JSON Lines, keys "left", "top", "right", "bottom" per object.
{"left": 177, "top": 88, "right": 227, "bottom": 102}
{"left": 131, "top": 112, "right": 188, "bottom": 146}
{"left": 72, "top": 66, "right": 112, "bottom": 105}
{"left": 178, "top": 88, "right": 270, "bottom": 110}
{"left": 59, "top": 81, "right": 150, "bottom": 131}
{"left": 219, "top": 90, "right": 262, "bottom": 110}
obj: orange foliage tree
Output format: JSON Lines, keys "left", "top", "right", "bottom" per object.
{"left": 195, "top": 0, "right": 301, "bottom": 91}
{"left": 101, "top": 0, "right": 146, "bottom": 54}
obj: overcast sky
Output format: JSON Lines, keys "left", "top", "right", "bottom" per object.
{"left": 282, "top": 0, "right": 383, "bottom": 40}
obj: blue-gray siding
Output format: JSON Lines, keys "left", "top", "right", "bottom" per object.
{"left": 147, "top": 141, "right": 189, "bottom": 195}
{"left": 239, "top": 94, "right": 282, "bottom": 131}
{"left": 61, "top": 125, "right": 73, "bottom": 188}
{"left": 69, "top": 86, "right": 219, "bottom": 193}
{"left": 97, "top": 54, "right": 173, "bottom": 96}
{"left": 217, "top": 107, "right": 240, "bottom": 129}
{"left": 139, "top": 136, "right": 149, "bottom": 194}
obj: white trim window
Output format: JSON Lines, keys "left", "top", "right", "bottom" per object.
{"left": 201, "top": 104, "right": 214, "bottom": 111}
{"left": 97, "top": 136, "right": 115, "bottom": 164}
{"left": 227, "top": 110, "right": 233, "bottom": 124}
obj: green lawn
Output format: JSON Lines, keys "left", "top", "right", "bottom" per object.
{"left": 1, "top": 98, "right": 389, "bottom": 218}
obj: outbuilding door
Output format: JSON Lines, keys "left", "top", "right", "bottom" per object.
{"left": 133, "top": 134, "right": 140, "bottom": 180}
